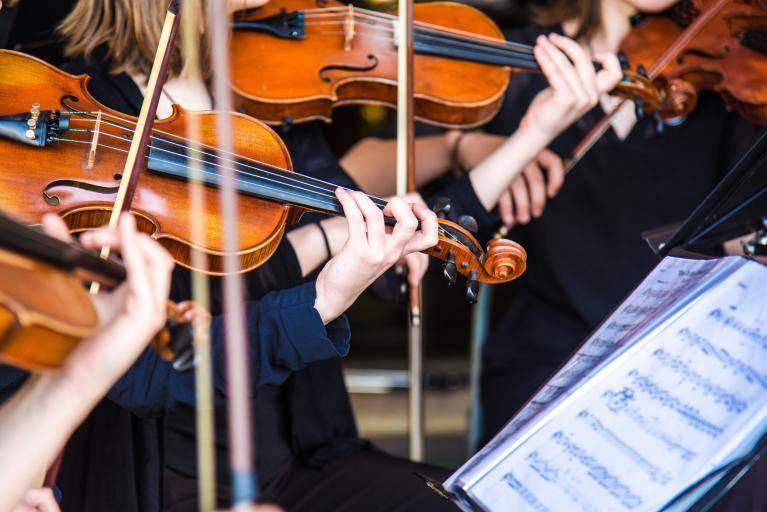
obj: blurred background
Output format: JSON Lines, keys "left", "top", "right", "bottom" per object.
{"left": 1, "top": 0, "right": 538, "bottom": 469}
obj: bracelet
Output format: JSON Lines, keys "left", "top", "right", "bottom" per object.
{"left": 317, "top": 222, "right": 332, "bottom": 262}
{"left": 450, "top": 130, "right": 469, "bottom": 176}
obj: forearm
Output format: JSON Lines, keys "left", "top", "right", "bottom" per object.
{"left": 468, "top": 128, "right": 544, "bottom": 211}
{"left": 0, "top": 375, "right": 102, "bottom": 510}
{"left": 341, "top": 133, "right": 458, "bottom": 196}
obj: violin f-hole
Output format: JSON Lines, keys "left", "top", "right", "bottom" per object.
{"left": 42, "top": 179, "right": 121, "bottom": 206}
{"left": 318, "top": 54, "right": 379, "bottom": 83}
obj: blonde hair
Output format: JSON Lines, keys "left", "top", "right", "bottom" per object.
{"left": 59, "top": 0, "right": 210, "bottom": 79}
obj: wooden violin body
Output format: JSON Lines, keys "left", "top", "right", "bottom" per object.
{"left": 619, "top": 0, "right": 767, "bottom": 124}
{"left": 0, "top": 209, "right": 200, "bottom": 373}
{"left": 231, "top": 0, "right": 511, "bottom": 127}
{"left": 0, "top": 49, "right": 294, "bottom": 275}
{"left": 0, "top": 50, "right": 526, "bottom": 285}
{"left": 0, "top": 248, "right": 100, "bottom": 372}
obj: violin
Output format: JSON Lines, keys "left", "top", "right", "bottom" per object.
{"left": 0, "top": 210, "right": 197, "bottom": 373}
{"left": 0, "top": 49, "right": 526, "bottom": 295}
{"left": 229, "top": 0, "right": 659, "bottom": 128}
{"left": 617, "top": 0, "right": 767, "bottom": 125}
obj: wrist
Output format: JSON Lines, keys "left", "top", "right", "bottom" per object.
{"left": 508, "top": 124, "right": 549, "bottom": 163}
{"left": 319, "top": 216, "right": 348, "bottom": 257}
{"left": 313, "top": 270, "right": 341, "bottom": 325}
{"left": 510, "top": 118, "right": 557, "bottom": 160}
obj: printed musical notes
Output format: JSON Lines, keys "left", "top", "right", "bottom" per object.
{"left": 446, "top": 256, "right": 767, "bottom": 512}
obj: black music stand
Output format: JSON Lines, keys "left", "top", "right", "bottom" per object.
{"left": 642, "top": 128, "right": 767, "bottom": 511}
{"left": 643, "top": 128, "right": 767, "bottom": 257}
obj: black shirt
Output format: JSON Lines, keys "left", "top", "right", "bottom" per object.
{"left": 479, "top": 25, "right": 763, "bottom": 437}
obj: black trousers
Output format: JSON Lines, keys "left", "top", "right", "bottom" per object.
{"left": 163, "top": 451, "right": 459, "bottom": 512}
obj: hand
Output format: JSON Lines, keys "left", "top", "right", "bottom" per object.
{"left": 385, "top": 192, "right": 430, "bottom": 287}
{"left": 723, "top": 233, "right": 767, "bottom": 264}
{"left": 12, "top": 487, "right": 59, "bottom": 512}
{"left": 314, "top": 188, "right": 438, "bottom": 323}
{"left": 498, "top": 148, "right": 564, "bottom": 228}
{"left": 519, "top": 33, "right": 621, "bottom": 149}
{"left": 41, "top": 213, "right": 174, "bottom": 393}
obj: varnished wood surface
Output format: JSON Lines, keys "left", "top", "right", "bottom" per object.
{"left": 0, "top": 49, "right": 296, "bottom": 274}
{"left": 0, "top": 249, "right": 99, "bottom": 372}
{"left": 231, "top": 0, "right": 510, "bottom": 127}
{"left": 619, "top": 0, "right": 767, "bottom": 124}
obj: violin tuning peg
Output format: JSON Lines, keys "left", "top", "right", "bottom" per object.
{"left": 637, "top": 64, "right": 648, "bottom": 78}
{"left": 465, "top": 270, "right": 479, "bottom": 304}
{"left": 617, "top": 52, "right": 630, "bottom": 72}
{"left": 653, "top": 110, "right": 665, "bottom": 136}
{"left": 458, "top": 215, "right": 478, "bottom": 234}
{"left": 442, "top": 251, "right": 457, "bottom": 287}
{"left": 634, "top": 97, "right": 645, "bottom": 120}
{"left": 433, "top": 197, "right": 451, "bottom": 218}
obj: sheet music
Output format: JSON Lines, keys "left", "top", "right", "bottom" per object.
{"left": 453, "top": 257, "right": 767, "bottom": 511}
{"left": 446, "top": 256, "right": 733, "bottom": 492}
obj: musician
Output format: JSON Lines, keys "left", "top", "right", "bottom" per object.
{"left": 0, "top": 0, "right": 445, "bottom": 510}
{"left": 345, "top": 0, "right": 764, "bottom": 451}
{"left": 27, "top": 0, "right": 618, "bottom": 510}
{"left": 0, "top": 214, "right": 173, "bottom": 511}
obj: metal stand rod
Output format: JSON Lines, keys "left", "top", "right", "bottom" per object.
{"left": 468, "top": 283, "right": 493, "bottom": 454}
{"left": 408, "top": 285, "right": 424, "bottom": 461}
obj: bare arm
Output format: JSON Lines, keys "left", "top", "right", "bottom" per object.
{"left": 0, "top": 214, "right": 173, "bottom": 511}
{"left": 341, "top": 132, "right": 461, "bottom": 197}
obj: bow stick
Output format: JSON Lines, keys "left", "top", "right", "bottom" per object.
{"left": 42, "top": 0, "right": 185, "bottom": 491}
{"left": 208, "top": 0, "right": 260, "bottom": 506}
{"left": 90, "top": 0, "right": 183, "bottom": 293}
{"left": 179, "top": 3, "right": 216, "bottom": 510}
{"left": 396, "top": 0, "right": 425, "bottom": 462}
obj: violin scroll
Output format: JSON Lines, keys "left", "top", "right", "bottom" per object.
{"left": 427, "top": 218, "right": 527, "bottom": 298}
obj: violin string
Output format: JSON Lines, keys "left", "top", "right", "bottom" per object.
{"left": 61, "top": 115, "right": 462, "bottom": 245}
{"left": 298, "top": 7, "right": 535, "bottom": 54}
{"left": 298, "top": 13, "right": 535, "bottom": 58}
{"left": 65, "top": 111, "right": 387, "bottom": 207}
{"left": 80, "top": 122, "right": 377, "bottom": 208}
{"left": 298, "top": 27, "right": 540, "bottom": 68}
{"left": 54, "top": 135, "right": 458, "bottom": 243}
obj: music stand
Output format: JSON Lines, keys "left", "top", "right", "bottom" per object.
{"left": 642, "top": 129, "right": 767, "bottom": 257}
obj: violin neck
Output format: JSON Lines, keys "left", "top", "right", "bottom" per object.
{"left": 146, "top": 140, "right": 386, "bottom": 222}
{"left": 412, "top": 28, "right": 540, "bottom": 71}
{"left": 0, "top": 211, "right": 126, "bottom": 286}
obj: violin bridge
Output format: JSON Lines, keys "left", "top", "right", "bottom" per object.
{"left": 343, "top": 4, "right": 355, "bottom": 52}
{"left": 87, "top": 110, "right": 102, "bottom": 169}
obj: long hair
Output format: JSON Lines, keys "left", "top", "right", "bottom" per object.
{"left": 531, "top": 0, "right": 602, "bottom": 41}
{"left": 58, "top": 0, "right": 210, "bottom": 79}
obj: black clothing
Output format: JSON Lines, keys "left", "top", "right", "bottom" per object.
{"left": 477, "top": 26, "right": 763, "bottom": 444}
{"left": 52, "top": 49, "right": 460, "bottom": 511}
{"left": 164, "top": 451, "right": 454, "bottom": 512}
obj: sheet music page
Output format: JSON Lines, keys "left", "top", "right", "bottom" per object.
{"left": 446, "top": 256, "right": 731, "bottom": 491}
{"left": 462, "top": 258, "right": 767, "bottom": 512}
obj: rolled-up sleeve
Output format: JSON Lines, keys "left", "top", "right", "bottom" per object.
{"left": 107, "top": 281, "right": 350, "bottom": 417}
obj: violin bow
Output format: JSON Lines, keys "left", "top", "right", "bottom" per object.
{"left": 564, "top": 0, "right": 730, "bottom": 175}
{"left": 90, "top": 0, "right": 183, "bottom": 293}
{"left": 42, "top": 0, "right": 185, "bottom": 492}
{"left": 208, "top": 0, "right": 260, "bottom": 506}
{"left": 396, "top": 0, "right": 425, "bottom": 462}
{"left": 179, "top": 3, "right": 217, "bottom": 511}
